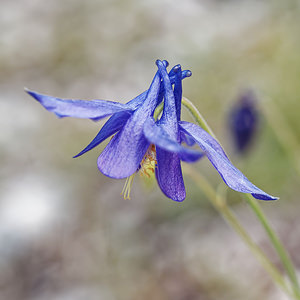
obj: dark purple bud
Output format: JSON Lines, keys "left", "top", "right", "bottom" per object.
{"left": 229, "top": 90, "right": 259, "bottom": 153}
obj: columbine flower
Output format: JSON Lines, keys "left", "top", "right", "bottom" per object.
{"left": 26, "top": 60, "right": 277, "bottom": 202}
{"left": 26, "top": 61, "right": 201, "bottom": 201}
{"left": 229, "top": 89, "right": 259, "bottom": 153}
{"left": 144, "top": 60, "right": 277, "bottom": 201}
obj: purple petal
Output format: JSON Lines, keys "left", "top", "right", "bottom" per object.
{"left": 143, "top": 118, "right": 203, "bottom": 162}
{"left": 173, "top": 64, "right": 183, "bottom": 121}
{"left": 97, "top": 128, "right": 150, "bottom": 179}
{"left": 179, "top": 121, "right": 278, "bottom": 200}
{"left": 26, "top": 68, "right": 191, "bottom": 122}
{"left": 97, "top": 71, "right": 161, "bottom": 179}
{"left": 26, "top": 89, "right": 133, "bottom": 120}
{"left": 156, "top": 148, "right": 186, "bottom": 201}
{"left": 156, "top": 60, "right": 178, "bottom": 136}
{"left": 74, "top": 111, "right": 132, "bottom": 158}
{"left": 180, "top": 130, "right": 196, "bottom": 146}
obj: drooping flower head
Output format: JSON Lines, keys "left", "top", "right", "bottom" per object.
{"left": 229, "top": 89, "right": 259, "bottom": 153}
{"left": 26, "top": 60, "right": 277, "bottom": 202}
{"left": 26, "top": 61, "right": 201, "bottom": 200}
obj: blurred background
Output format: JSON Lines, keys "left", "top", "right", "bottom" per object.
{"left": 1, "top": 0, "right": 300, "bottom": 299}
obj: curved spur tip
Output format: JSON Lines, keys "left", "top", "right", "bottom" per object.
{"left": 156, "top": 59, "right": 162, "bottom": 67}
{"left": 173, "top": 64, "right": 181, "bottom": 72}
{"left": 162, "top": 60, "right": 169, "bottom": 67}
{"left": 185, "top": 70, "right": 192, "bottom": 77}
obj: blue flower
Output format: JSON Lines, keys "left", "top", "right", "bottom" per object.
{"left": 26, "top": 60, "right": 277, "bottom": 202}
{"left": 26, "top": 61, "right": 201, "bottom": 201}
{"left": 144, "top": 60, "right": 277, "bottom": 201}
{"left": 229, "top": 90, "right": 259, "bottom": 153}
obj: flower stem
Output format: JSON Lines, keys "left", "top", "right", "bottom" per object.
{"left": 245, "top": 194, "right": 300, "bottom": 298}
{"left": 153, "top": 101, "right": 164, "bottom": 120}
{"left": 182, "top": 97, "right": 217, "bottom": 140}
{"left": 182, "top": 96, "right": 300, "bottom": 298}
{"left": 183, "top": 165, "right": 293, "bottom": 298}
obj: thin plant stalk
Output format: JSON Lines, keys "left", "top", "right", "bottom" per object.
{"left": 153, "top": 101, "right": 164, "bottom": 120}
{"left": 182, "top": 97, "right": 217, "bottom": 140}
{"left": 182, "top": 96, "right": 300, "bottom": 298}
{"left": 245, "top": 194, "right": 300, "bottom": 298}
{"left": 183, "top": 165, "right": 293, "bottom": 298}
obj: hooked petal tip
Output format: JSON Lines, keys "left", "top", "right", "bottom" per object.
{"left": 185, "top": 70, "right": 192, "bottom": 77}
{"left": 156, "top": 59, "right": 164, "bottom": 68}
{"left": 173, "top": 64, "right": 181, "bottom": 72}
{"left": 162, "top": 60, "right": 169, "bottom": 67}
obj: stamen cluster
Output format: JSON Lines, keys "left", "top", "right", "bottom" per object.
{"left": 139, "top": 144, "right": 157, "bottom": 178}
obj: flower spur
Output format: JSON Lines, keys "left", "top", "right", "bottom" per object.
{"left": 143, "top": 60, "right": 277, "bottom": 201}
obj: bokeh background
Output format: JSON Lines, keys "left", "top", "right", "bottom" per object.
{"left": 1, "top": 0, "right": 300, "bottom": 299}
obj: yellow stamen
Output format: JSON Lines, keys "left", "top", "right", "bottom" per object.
{"left": 121, "top": 173, "right": 136, "bottom": 200}
{"left": 121, "top": 144, "right": 157, "bottom": 200}
{"left": 140, "top": 144, "right": 157, "bottom": 178}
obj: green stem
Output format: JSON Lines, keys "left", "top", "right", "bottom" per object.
{"left": 182, "top": 96, "right": 300, "bottom": 298}
{"left": 245, "top": 194, "right": 300, "bottom": 298}
{"left": 182, "top": 97, "right": 217, "bottom": 140}
{"left": 153, "top": 101, "right": 164, "bottom": 120}
{"left": 184, "top": 165, "right": 293, "bottom": 297}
